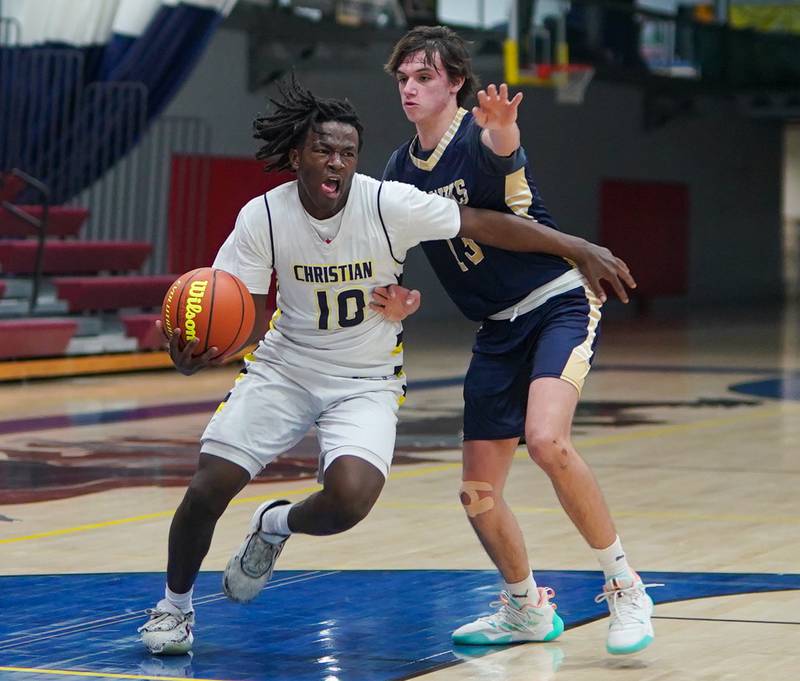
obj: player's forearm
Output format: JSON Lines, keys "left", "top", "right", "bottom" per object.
{"left": 457, "top": 207, "right": 586, "bottom": 258}
{"left": 482, "top": 126, "right": 520, "bottom": 157}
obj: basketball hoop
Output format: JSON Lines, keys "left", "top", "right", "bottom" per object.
{"left": 537, "top": 64, "right": 595, "bottom": 105}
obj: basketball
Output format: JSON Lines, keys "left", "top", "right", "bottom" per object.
{"left": 161, "top": 267, "right": 255, "bottom": 361}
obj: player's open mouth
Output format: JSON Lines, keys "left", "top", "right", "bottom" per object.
{"left": 321, "top": 177, "right": 340, "bottom": 197}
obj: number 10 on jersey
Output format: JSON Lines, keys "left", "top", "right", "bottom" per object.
{"left": 315, "top": 288, "right": 367, "bottom": 329}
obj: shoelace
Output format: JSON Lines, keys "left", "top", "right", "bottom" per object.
{"left": 594, "top": 581, "right": 663, "bottom": 626}
{"left": 137, "top": 608, "right": 190, "bottom": 633}
{"left": 478, "top": 588, "right": 556, "bottom": 628}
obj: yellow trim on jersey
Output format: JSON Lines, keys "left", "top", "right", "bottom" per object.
{"left": 559, "top": 286, "right": 602, "bottom": 394}
{"left": 391, "top": 342, "right": 404, "bottom": 356}
{"left": 268, "top": 307, "right": 282, "bottom": 331}
{"left": 505, "top": 167, "right": 534, "bottom": 217}
{"left": 408, "top": 107, "right": 468, "bottom": 171}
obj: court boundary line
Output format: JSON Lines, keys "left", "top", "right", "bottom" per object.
{"left": 653, "top": 615, "right": 800, "bottom": 625}
{"left": 0, "top": 666, "right": 231, "bottom": 681}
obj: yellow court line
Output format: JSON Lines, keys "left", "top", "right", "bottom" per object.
{"left": 572, "top": 404, "right": 788, "bottom": 448}
{"left": 376, "top": 500, "right": 800, "bottom": 526}
{"left": 0, "top": 484, "right": 318, "bottom": 545}
{"left": 0, "top": 464, "right": 460, "bottom": 545}
{"left": 510, "top": 403, "right": 792, "bottom": 458}
{"left": 1, "top": 404, "right": 793, "bottom": 545}
{"left": 0, "top": 666, "right": 231, "bottom": 681}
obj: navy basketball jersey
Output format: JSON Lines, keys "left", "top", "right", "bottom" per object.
{"left": 384, "top": 108, "right": 574, "bottom": 322}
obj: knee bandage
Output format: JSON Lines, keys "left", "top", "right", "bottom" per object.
{"left": 459, "top": 480, "right": 495, "bottom": 517}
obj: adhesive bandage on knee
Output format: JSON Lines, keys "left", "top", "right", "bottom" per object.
{"left": 460, "top": 480, "right": 495, "bottom": 517}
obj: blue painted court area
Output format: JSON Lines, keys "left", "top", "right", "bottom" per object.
{"left": 730, "top": 373, "right": 800, "bottom": 400}
{"left": 1, "top": 569, "right": 799, "bottom": 681}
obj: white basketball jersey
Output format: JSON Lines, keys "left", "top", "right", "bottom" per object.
{"left": 214, "top": 173, "right": 460, "bottom": 377}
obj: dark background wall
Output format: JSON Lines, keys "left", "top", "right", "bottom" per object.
{"left": 165, "top": 27, "right": 784, "bottom": 318}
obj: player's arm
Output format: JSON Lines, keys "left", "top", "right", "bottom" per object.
{"left": 161, "top": 200, "right": 275, "bottom": 375}
{"left": 457, "top": 207, "right": 637, "bottom": 303}
{"left": 474, "top": 83, "right": 523, "bottom": 157}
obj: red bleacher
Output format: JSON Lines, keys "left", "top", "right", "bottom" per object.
{"left": 0, "top": 205, "right": 88, "bottom": 238}
{"left": 0, "top": 240, "right": 152, "bottom": 275}
{"left": 0, "top": 281, "right": 5, "bottom": 298}
{"left": 0, "top": 318, "right": 78, "bottom": 359}
{"left": 120, "top": 313, "right": 163, "bottom": 350}
{"left": 52, "top": 274, "right": 175, "bottom": 312}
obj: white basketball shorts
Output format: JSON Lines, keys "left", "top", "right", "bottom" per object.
{"left": 200, "top": 355, "right": 406, "bottom": 480}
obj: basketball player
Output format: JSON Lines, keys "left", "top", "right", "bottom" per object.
{"left": 139, "top": 79, "right": 631, "bottom": 655}
{"left": 381, "top": 26, "right": 659, "bottom": 655}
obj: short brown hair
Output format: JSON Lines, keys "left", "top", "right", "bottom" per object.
{"left": 384, "top": 25, "right": 480, "bottom": 108}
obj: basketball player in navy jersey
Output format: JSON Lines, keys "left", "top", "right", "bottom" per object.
{"left": 381, "top": 26, "right": 659, "bottom": 655}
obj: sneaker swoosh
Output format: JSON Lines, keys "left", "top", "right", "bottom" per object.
{"left": 479, "top": 630, "right": 515, "bottom": 642}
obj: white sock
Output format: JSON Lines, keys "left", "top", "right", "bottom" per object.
{"left": 259, "top": 502, "right": 293, "bottom": 537}
{"left": 164, "top": 585, "right": 193, "bottom": 614}
{"left": 504, "top": 572, "right": 539, "bottom": 607}
{"left": 594, "top": 535, "right": 635, "bottom": 582}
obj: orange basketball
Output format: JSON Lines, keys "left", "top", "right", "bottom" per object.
{"left": 161, "top": 267, "right": 255, "bottom": 361}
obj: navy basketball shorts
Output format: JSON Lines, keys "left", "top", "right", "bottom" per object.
{"left": 463, "top": 285, "right": 602, "bottom": 441}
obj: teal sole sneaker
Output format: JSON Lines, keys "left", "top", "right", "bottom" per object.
{"left": 452, "top": 588, "right": 564, "bottom": 645}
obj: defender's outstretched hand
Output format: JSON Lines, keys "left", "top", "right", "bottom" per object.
{"left": 472, "top": 83, "right": 523, "bottom": 130}
{"left": 571, "top": 242, "right": 637, "bottom": 304}
{"left": 370, "top": 284, "right": 421, "bottom": 322}
{"left": 156, "top": 320, "right": 223, "bottom": 375}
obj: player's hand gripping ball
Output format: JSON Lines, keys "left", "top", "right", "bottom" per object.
{"left": 161, "top": 267, "right": 255, "bottom": 361}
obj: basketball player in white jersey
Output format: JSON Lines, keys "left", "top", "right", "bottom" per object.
{"left": 139, "top": 78, "right": 633, "bottom": 655}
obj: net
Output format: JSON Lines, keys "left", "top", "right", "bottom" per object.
{"left": 538, "top": 64, "right": 596, "bottom": 105}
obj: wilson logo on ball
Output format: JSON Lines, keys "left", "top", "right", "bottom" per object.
{"left": 161, "top": 267, "right": 255, "bottom": 361}
{"left": 183, "top": 279, "right": 209, "bottom": 341}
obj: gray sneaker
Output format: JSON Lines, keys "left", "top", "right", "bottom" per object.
{"left": 222, "top": 499, "right": 291, "bottom": 603}
{"left": 138, "top": 599, "right": 195, "bottom": 655}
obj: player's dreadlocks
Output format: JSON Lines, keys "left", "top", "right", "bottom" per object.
{"left": 253, "top": 76, "right": 364, "bottom": 172}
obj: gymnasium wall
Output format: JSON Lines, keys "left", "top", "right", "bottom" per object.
{"left": 164, "top": 27, "right": 784, "bottom": 318}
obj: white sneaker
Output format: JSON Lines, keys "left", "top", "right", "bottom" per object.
{"left": 222, "top": 499, "right": 290, "bottom": 603}
{"left": 138, "top": 599, "right": 195, "bottom": 655}
{"left": 594, "top": 574, "right": 663, "bottom": 655}
{"left": 452, "top": 587, "right": 564, "bottom": 645}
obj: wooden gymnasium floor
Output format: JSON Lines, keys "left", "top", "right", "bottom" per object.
{"left": 1, "top": 305, "right": 799, "bottom": 681}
